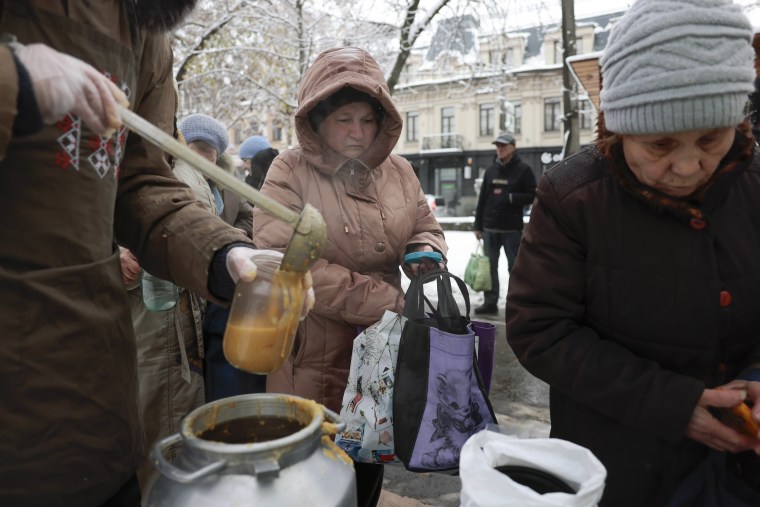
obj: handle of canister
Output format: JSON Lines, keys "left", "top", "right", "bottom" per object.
{"left": 322, "top": 406, "right": 346, "bottom": 434}
{"left": 152, "top": 433, "right": 227, "bottom": 483}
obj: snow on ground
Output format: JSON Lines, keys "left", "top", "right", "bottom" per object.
{"left": 401, "top": 229, "right": 510, "bottom": 312}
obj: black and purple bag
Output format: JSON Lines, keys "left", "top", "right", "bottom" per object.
{"left": 393, "top": 269, "right": 497, "bottom": 473}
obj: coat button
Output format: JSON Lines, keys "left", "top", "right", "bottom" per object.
{"left": 690, "top": 218, "right": 707, "bottom": 230}
{"left": 375, "top": 242, "right": 385, "bottom": 252}
{"left": 717, "top": 362, "right": 727, "bottom": 373}
{"left": 719, "top": 290, "right": 732, "bottom": 307}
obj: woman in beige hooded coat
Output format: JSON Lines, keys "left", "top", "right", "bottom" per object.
{"left": 253, "top": 47, "right": 447, "bottom": 506}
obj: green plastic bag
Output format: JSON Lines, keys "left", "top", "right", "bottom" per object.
{"left": 464, "top": 240, "right": 492, "bottom": 292}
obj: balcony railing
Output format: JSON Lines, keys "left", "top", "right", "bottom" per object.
{"left": 421, "top": 133, "right": 464, "bottom": 153}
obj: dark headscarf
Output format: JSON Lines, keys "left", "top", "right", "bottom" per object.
{"left": 308, "top": 87, "right": 385, "bottom": 133}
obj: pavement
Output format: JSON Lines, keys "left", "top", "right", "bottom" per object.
{"left": 376, "top": 309, "right": 551, "bottom": 507}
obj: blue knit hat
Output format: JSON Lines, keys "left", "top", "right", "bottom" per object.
{"left": 239, "top": 135, "right": 272, "bottom": 160}
{"left": 178, "top": 114, "right": 229, "bottom": 157}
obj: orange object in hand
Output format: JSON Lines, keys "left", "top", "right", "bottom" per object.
{"left": 730, "top": 402, "right": 760, "bottom": 438}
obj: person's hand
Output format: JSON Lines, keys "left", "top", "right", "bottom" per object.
{"left": 225, "top": 247, "right": 315, "bottom": 319}
{"left": 685, "top": 387, "right": 760, "bottom": 454}
{"left": 474, "top": 230, "right": 483, "bottom": 240}
{"left": 402, "top": 244, "right": 446, "bottom": 278}
{"left": 15, "top": 44, "right": 129, "bottom": 136}
{"left": 118, "top": 248, "right": 141, "bottom": 289}
{"left": 720, "top": 379, "right": 760, "bottom": 443}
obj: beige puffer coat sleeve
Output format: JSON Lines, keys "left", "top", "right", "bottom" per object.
{"left": 255, "top": 154, "right": 421, "bottom": 326}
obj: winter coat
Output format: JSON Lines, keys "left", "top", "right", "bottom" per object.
{"left": 0, "top": 3, "right": 250, "bottom": 506}
{"left": 474, "top": 153, "right": 536, "bottom": 232}
{"left": 133, "top": 158, "right": 216, "bottom": 489}
{"left": 506, "top": 134, "right": 760, "bottom": 506}
{"left": 221, "top": 187, "right": 253, "bottom": 236}
{"left": 252, "top": 47, "right": 447, "bottom": 412}
{"left": 217, "top": 153, "right": 253, "bottom": 236}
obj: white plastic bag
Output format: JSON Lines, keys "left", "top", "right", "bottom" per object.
{"left": 334, "top": 310, "right": 406, "bottom": 464}
{"left": 460, "top": 429, "right": 607, "bottom": 507}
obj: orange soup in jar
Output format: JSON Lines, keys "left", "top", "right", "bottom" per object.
{"left": 223, "top": 257, "right": 305, "bottom": 374}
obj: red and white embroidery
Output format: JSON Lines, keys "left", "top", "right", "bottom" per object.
{"left": 55, "top": 113, "right": 81, "bottom": 171}
{"left": 54, "top": 72, "right": 131, "bottom": 179}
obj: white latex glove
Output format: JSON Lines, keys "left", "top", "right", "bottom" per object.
{"left": 225, "top": 247, "right": 315, "bottom": 319}
{"left": 15, "top": 43, "right": 129, "bottom": 136}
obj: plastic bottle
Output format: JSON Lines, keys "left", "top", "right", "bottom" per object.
{"left": 142, "top": 271, "right": 179, "bottom": 312}
{"left": 223, "top": 255, "right": 304, "bottom": 374}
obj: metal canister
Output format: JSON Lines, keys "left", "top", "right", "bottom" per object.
{"left": 146, "top": 394, "right": 357, "bottom": 507}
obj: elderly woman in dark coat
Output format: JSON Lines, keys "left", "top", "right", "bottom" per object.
{"left": 506, "top": 0, "right": 760, "bottom": 505}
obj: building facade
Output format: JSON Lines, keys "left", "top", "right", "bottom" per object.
{"left": 392, "top": 11, "right": 624, "bottom": 216}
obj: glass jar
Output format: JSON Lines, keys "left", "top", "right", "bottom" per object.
{"left": 223, "top": 255, "right": 305, "bottom": 374}
{"left": 142, "top": 271, "right": 179, "bottom": 312}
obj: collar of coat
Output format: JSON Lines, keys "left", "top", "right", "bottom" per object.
{"left": 605, "top": 130, "right": 755, "bottom": 224}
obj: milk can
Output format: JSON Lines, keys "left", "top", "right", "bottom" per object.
{"left": 146, "top": 394, "right": 357, "bottom": 507}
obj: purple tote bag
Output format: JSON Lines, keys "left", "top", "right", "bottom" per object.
{"left": 393, "top": 270, "right": 496, "bottom": 473}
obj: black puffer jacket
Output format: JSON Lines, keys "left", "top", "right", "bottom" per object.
{"left": 506, "top": 135, "right": 760, "bottom": 506}
{"left": 474, "top": 153, "right": 536, "bottom": 231}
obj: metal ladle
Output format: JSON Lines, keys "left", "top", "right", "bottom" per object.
{"left": 118, "top": 106, "right": 326, "bottom": 273}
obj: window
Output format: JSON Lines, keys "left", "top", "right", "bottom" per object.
{"left": 272, "top": 126, "right": 283, "bottom": 142}
{"left": 544, "top": 97, "right": 562, "bottom": 132}
{"left": 579, "top": 99, "right": 593, "bottom": 130}
{"left": 406, "top": 111, "right": 419, "bottom": 142}
{"left": 441, "top": 107, "right": 455, "bottom": 148}
{"left": 553, "top": 40, "right": 563, "bottom": 65}
{"left": 479, "top": 104, "right": 495, "bottom": 137}
{"left": 506, "top": 47, "right": 516, "bottom": 66}
{"left": 498, "top": 101, "right": 520, "bottom": 135}
{"left": 514, "top": 103, "right": 522, "bottom": 135}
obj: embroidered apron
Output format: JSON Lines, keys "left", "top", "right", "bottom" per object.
{"left": 0, "top": 3, "right": 147, "bottom": 505}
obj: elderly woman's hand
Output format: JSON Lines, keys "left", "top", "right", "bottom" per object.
{"left": 402, "top": 244, "right": 446, "bottom": 279}
{"left": 685, "top": 386, "right": 760, "bottom": 455}
{"left": 118, "top": 247, "right": 141, "bottom": 289}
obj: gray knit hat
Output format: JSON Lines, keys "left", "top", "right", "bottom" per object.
{"left": 600, "top": 0, "right": 755, "bottom": 134}
{"left": 178, "top": 114, "right": 229, "bottom": 157}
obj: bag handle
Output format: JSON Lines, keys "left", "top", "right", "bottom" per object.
{"left": 403, "top": 269, "right": 470, "bottom": 320}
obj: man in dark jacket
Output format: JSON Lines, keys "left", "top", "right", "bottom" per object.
{"left": 473, "top": 133, "right": 536, "bottom": 314}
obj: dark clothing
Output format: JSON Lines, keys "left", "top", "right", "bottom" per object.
{"left": 203, "top": 304, "right": 267, "bottom": 401}
{"left": 474, "top": 153, "right": 536, "bottom": 232}
{"left": 204, "top": 200, "right": 263, "bottom": 402}
{"left": 99, "top": 475, "right": 140, "bottom": 507}
{"left": 506, "top": 138, "right": 760, "bottom": 506}
{"left": 354, "top": 462, "right": 384, "bottom": 507}
{"left": 481, "top": 230, "right": 521, "bottom": 306}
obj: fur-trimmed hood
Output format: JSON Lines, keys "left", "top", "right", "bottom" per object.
{"left": 134, "top": 0, "right": 197, "bottom": 31}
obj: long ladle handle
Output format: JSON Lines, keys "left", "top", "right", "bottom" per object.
{"left": 118, "top": 106, "right": 300, "bottom": 228}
